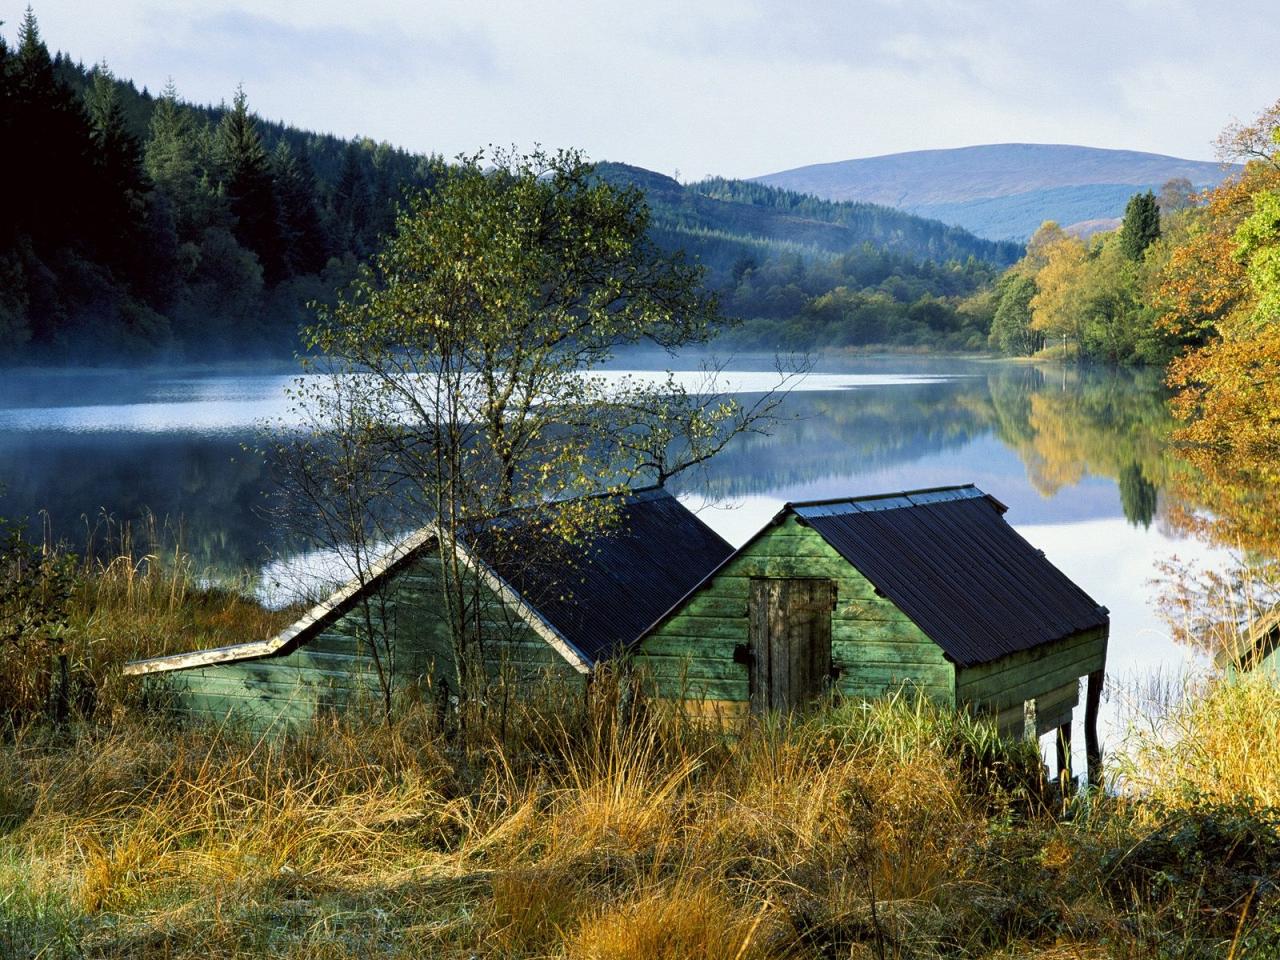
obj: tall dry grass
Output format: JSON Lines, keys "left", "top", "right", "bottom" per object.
{"left": 3, "top": 539, "right": 1279, "bottom": 957}
{"left": 0, "top": 691, "right": 1064, "bottom": 959}
{"left": 1118, "top": 673, "right": 1280, "bottom": 810}
{"left": 1, "top": 516, "right": 300, "bottom": 726}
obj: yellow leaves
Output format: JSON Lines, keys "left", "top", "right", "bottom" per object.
{"left": 1028, "top": 235, "right": 1088, "bottom": 339}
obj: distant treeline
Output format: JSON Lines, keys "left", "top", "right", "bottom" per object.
{"left": 0, "top": 11, "right": 437, "bottom": 360}
{"left": 690, "top": 177, "right": 1023, "bottom": 265}
{"left": 1, "top": 11, "right": 1025, "bottom": 361}
{"left": 597, "top": 165, "right": 1020, "bottom": 351}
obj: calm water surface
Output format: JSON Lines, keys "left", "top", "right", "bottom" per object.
{"left": 0, "top": 358, "right": 1219, "bottom": 753}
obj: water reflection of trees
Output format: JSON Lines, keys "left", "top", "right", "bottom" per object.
{"left": 679, "top": 365, "right": 1182, "bottom": 534}
{"left": 987, "top": 365, "right": 1177, "bottom": 528}
{"left": 676, "top": 379, "right": 994, "bottom": 498}
{"left": 0, "top": 432, "right": 295, "bottom": 574}
{"left": 0, "top": 363, "right": 1221, "bottom": 576}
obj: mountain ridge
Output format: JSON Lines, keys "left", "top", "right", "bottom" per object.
{"left": 754, "top": 143, "right": 1238, "bottom": 241}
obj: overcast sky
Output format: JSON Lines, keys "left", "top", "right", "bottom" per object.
{"left": 11, "top": 1, "right": 1278, "bottom": 179}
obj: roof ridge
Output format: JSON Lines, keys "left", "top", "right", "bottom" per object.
{"left": 785, "top": 483, "right": 978, "bottom": 510}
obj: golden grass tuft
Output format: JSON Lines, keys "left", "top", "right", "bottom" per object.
{"left": 565, "top": 883, "right": 780, "bottom": 960}
{"left": 1120, "top": 672, "right": 1280, "bottom": 810}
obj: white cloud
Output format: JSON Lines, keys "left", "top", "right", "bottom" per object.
{"left": 12, "top": 0, "right": 1275, "bottom": 177}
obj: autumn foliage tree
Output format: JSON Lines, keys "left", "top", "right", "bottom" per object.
{"left": 1160, "top": 100, "right": 1280, "bottom": 555}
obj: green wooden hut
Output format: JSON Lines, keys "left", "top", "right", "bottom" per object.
{"left": 630, "top": 485, "right": 1111, "bottom": 784}
{"left": 123, "top": 488, "right": 734, "bottom": 727}
{"left": 1217, "top": 608, "right": 1280, "bottom": 681}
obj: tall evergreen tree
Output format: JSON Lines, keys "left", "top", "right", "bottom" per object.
{"left": 217, "top": 86, "right": 282, "bottom": 280}
{"left": 0, "top": 24, "right": 15, "bottom": 247}
{"left": 85, "top": 63, "right": 148, "bottom": 268}
{"left": 332, "top": 142, "right": 370, "bottom": 253}
{"left": 272, "top": 141, "right": 328, "bottom": 276}
{"left": 1119, "top": 190, "right": 1161, "bottom": 261}
{"left": 8, "top": 8, "right": 96, "bottom": 342}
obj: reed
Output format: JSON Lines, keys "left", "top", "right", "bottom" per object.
{"left": 2, "top": 542, "right": 1278, "bottom": 957}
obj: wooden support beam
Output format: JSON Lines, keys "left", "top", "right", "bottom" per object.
{"left": 1023, "top": 697, "right": 1037, "bottom": 742}
{"left": 1056, "top": 720, "right": 1072, "bottom": 793}
{"left": 1084, "top": 669, "right": 1103, "bottom": 789}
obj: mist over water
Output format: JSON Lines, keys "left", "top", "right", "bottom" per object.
{"left": 0, "top": 357, "right": 1208, "bottom": 757}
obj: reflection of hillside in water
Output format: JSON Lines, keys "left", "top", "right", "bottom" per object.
{"left": 679, "top": 378, "right": 994, "bottom": 498}
{"left": 0, "top": 362, "right": 1192, "bottom": 574}
{"left": 677, "top": 365, "right": 1180, "bottom": 534}
{"left": 0, "top": 431, "right": 297, "bottom": 573}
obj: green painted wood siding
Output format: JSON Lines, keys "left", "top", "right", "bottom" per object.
{"left": 160, "top": 552, "right": 582, "bottom": 728}
{"left": 1228, "top": 642, "right": 1280, "bottom": 683}
{"left": 635, "top": 515, "right": 956, "bottom": 706}
{"left": 954, "top": 626, "right": 1107, "bottom": 733}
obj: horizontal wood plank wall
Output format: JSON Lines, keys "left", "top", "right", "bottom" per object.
{"left": 988, "top": 678, "right": 1079, "bottom": 739}
{"left": 954, "top": 626, "right": 1107, "bottom": 731}
{"left": 158, "top": 658, "right": 384, "bottom": 729}
{"left": 635, "top": 515, "right": 955, "bottom": 708}
{"left": 161, "top": 555, "right": 583, "bottom": 728}
{"left": 1234, "top": 646, "right": 1280, "bottom": 682}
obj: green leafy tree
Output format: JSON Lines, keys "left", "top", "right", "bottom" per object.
{"left": 0, "top": 515, "right": 78, "bottom": 724}
{"left": 1120, "top": 190, "right": 1161, "bottom": 261}
{"left": 283, "top": 148, "right": 791, "bottom": 715}
{"left": 989, "top": 271, "right": 1040, "bottom": 355}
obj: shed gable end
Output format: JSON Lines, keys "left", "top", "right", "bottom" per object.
{"left": 635, "top": 514, "right": 955, "bottom": 711}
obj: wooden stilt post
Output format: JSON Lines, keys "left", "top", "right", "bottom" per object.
{"left": 1023, "top": 697, "right": 1038, "bottom": 742}
{"left": 1084, "top": 670, "right": 1104, "bottom": 789}
{"left": 1056, "top": 720, "right": 1072, "bottom": 793}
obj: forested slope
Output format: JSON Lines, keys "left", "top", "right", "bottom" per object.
{"left": 0, "top": 12, "right": 1022, "bottom": 361}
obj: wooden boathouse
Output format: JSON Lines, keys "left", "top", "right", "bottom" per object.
{"left": 633, "top": 485, "right": 1111, "bottom": 784}
{"left": 1217, "top": 607, "right": 1280, "bottom": 681}
{"left": 125, "top": 482, "right": 1110, "bottom": 782}
{"left": 123, "top": 488, "right": 734, "bottom": 726}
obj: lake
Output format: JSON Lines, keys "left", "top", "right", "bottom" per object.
{"left": 0, "top": 357, "right": 1223, "bottom": 754}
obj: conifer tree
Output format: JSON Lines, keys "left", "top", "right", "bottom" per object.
{"left": 272, "top": 141, "right": 327, "bottom": 276}
{"left": 217, "top": 86, "right": 282, "bottom": 280}
{"left": 145, "top": 83, "right": 197, "bottom": 206}
{"left": 332, "top": 142, "right": 371, "bottom": 253}
{"left": 1119, "top": 190, "right": 1161, "bottom": 261}
{"left": 85, "top": 63, "right": 148, "bottom": 265}
{"left": 0, "top": 26, "right": 14, "bottom": 247}
{"left": 9, "top": 8, "right": 95, "bottom": 342}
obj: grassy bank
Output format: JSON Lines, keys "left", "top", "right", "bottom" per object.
{"left": 2, "top": 556, "right": 1278, "bottom": 958}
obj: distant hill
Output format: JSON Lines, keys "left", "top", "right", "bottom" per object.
{"left": 754, "top": 144, "right": 1238, "bottom": 241}
{"left": 596, "top": 164, "right": 1023, "bottom": 279}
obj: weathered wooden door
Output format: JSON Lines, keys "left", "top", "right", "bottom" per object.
{"left": 748, "top": 578, "right": 836, "bottom": 713}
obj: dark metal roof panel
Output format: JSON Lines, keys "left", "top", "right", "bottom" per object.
{"left": 476, "top": 488, "right": 734, "bottom": 665}
{"left": 799, "top": 489, "right": 1108, "bottom": 667}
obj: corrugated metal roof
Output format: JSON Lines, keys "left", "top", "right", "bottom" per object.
{"left": 126, "top": 487, "right": 730, "bottom": 676}
{"left": 474, "top": 488, "right": 734, "bottom": 665}
{"left": 791, "top": 485, "right": 1108, "bottom": 667}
